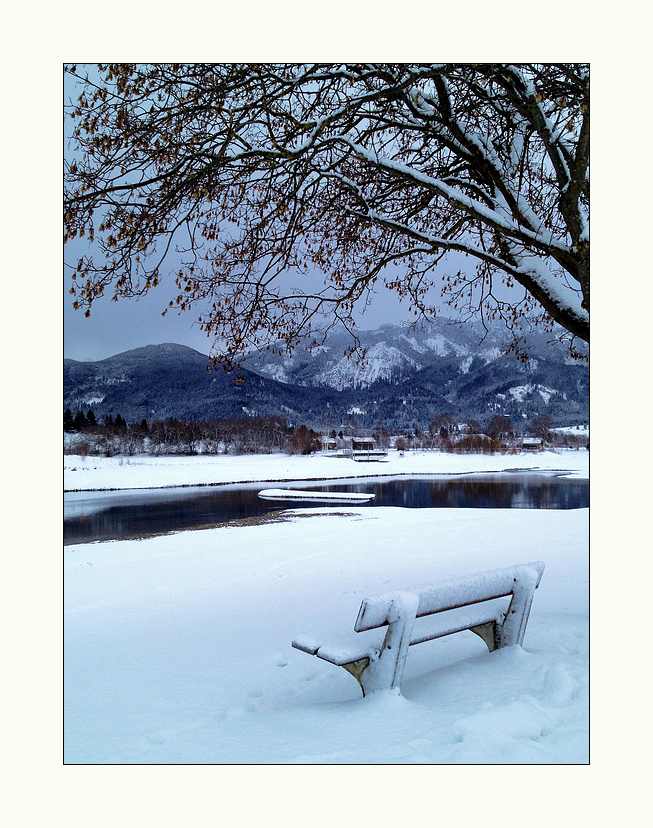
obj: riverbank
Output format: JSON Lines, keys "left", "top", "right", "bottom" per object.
{"left": 64, "top": 447, "right": 589, "bottom": 491}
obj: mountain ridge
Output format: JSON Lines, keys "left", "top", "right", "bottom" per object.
{"left": 241, "top": 317, "right": 585, "bottom": 390}
{"left": 64, "top": 320, "right": 588, "bottom": 430}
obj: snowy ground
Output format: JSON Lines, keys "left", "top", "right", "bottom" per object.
{"left": 64, "top": 450, "right": 588, "bottom": 764}
{"left": 65, "top": 446, "right": 589, "bottom": 491}
{"left": 553, "top": 425, "right": 589, "bottom": 437}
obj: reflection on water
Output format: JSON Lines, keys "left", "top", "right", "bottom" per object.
{"left": 64, "top": 473, "right": 589, "bottom": 546}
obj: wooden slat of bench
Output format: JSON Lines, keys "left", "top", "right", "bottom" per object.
{"left": 292, "top": 601, "right": 506, "bottom": 666}
{"left": 291, "top": 636, "right": 322, "bottom": 656}
{"left": 413, "top": 563, "right": 543, "bottom": 618}
{"left": 315, "top": 644, "right": 375, "bottom": 666}
{"left": 355, "top": 562, "right": 544, "bottom": 632}
{"left": 292, "top": 636, "right": 374, "bottom": 665}
{"left": 408, "top": 603, "right": 505, "bottom": 646}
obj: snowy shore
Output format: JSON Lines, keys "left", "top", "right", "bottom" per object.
{"left": 64, "top": 449, "right": 588, "bottom": 764}
{"left": 64, "top": 447, "right": 589, "bottom": 491}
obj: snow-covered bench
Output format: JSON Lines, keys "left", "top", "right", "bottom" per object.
{"left": 292, "top": 561, "right": 545, "bottom": 697}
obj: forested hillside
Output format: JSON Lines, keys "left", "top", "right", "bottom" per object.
{"left": 64, "top": 320, "right": 588, "bottom": 432}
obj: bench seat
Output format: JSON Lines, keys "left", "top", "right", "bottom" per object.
{"left": 293, "top": 602, "right": 506, "bottom": 666}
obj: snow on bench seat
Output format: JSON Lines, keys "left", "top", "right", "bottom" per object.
{"left": 291, "top": 636, "right": 373, "bottom": 666}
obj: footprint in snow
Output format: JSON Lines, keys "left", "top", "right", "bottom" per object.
{"left": 271, "top": 651, "right": 288, "bottom": 667}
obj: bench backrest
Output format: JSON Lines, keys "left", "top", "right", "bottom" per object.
{"left": 354, "top": 561, "right": 545, "bottom": 632}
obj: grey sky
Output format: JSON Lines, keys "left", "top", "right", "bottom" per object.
{"left": 62, "top": 68, "right": 512, "bottom": 363}
{"left": 63, "top": 220, "right": 502, "bottom": 362}
{"left": 63, "top": 265, "right": 446, "bottom": 362}
{"left": 63, "top": 81, "right": 440, "bottom": 360}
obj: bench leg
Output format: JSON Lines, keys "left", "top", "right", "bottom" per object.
{"left": 495, "top": 566, "right": 539, "bottom": 649}
{"left": 470, "top": 620, "right": 498, "bottom": 652}
{"left": 348, "top": 592, "right": 419, "bottom": 697}
{"left": 341, "top": 657, "right": 371, "bottom": 690}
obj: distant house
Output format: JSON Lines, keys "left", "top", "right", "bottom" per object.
{"left": 351, "top": 437, "right": 376, "bottom": 451}
{"left": 349, "top": 436, "right": 387, "bottom": 462}
{"left": 521, "top": 437, "right": 543, "bottom": 452}
{"left": 321, "top": 434, "right": 388, "bottom": 460}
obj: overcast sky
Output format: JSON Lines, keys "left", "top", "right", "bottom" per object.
{"left": 63, "top": 268, "right": 435, "bottom": 362}
{"left": 64, "top": 296, "right": 413, "bottom": 361}
{"left": 62, "top": 66, "right": 479, "bottom": 362}
{"left": 63, "top": 217, "right": 503, "bottom": 360}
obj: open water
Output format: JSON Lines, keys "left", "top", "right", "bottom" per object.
{"left": 64, "top": 472, "right": 589, "bottom": 546}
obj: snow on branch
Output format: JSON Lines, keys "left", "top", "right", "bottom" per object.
{"left": 64, "top": 63, "right": 590, "bottom": 360}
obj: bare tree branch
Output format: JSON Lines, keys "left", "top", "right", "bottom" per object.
{"left": 64, "top": 63, "right": 590, "bottom": 365}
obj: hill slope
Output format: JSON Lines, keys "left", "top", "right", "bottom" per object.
{"left": 64, "top": 322, "right": 588, "bottom": 430}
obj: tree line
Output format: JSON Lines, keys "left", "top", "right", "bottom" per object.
{"left": 393, "top": 412, "right": 587, "bottom": 453}
{"left": 65, "top": 408, "right": 586, "bottom": 457}
{"left": 64, "top": 409, "right": 322, "bottom": 457}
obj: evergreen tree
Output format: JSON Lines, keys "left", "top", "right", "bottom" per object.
{"left": 64, "top": 409, "right": 75, "bottom": 433}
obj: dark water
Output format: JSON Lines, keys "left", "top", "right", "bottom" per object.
{"left": 64, "top": 473, "right": 589, "bottom": 546}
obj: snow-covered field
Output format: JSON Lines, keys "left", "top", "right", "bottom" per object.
{"left": 65, "top": 446, "right": 589, "bottom": 491}
{"left": 64, "top": 450, "right": 589, "bottom": 764}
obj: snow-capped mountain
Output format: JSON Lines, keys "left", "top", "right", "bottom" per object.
{"left": 242, "top": 317, "right": 585, "bottom": 391}
{"left": 64, "top": 319, "right": 588, "bottom": 430}
{"left": 312, "top": 342, "right": 422, "bottom": 390}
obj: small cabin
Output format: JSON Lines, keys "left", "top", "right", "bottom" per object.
{"left": 521, "top": 437, "right": 543, "bottom": 452}
{"left": 351, "top": 437, "right": 376, "bottom": 452}
{"left": 349, "top": 437, "right": 387, "bottom": 462}
{"left": 321, "top": 436, "right": 337, "bottom": 452}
